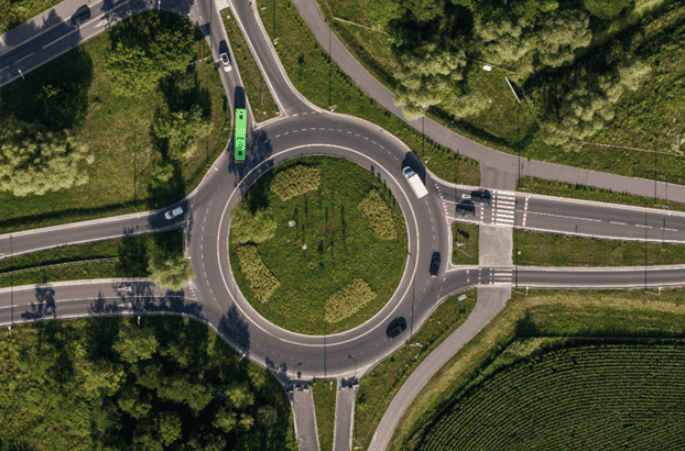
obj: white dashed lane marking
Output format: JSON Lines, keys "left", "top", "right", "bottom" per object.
{"left": 610, "top": 221, "right": 627, "bottom": 225}
{"left": 663, "top": 227, "right": 678, "bottom": 232}
{"left": 635, "top": 224, "right": 652, "bottom": 229}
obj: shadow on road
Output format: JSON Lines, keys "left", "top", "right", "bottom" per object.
{"left": 20, "top": 285, "right": 57, "bottom": 321}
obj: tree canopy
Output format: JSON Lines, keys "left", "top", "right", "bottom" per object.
{"left": 536, "top": 9, "right": 592, "bottom": 68}
{"left": 0, "top": 125, "right": 93, "bottom": 197}
{"left": 475, "top": 9, "right": 534, "bottom": 65}
{"left": 152, "top": 105, "right": 213, "bottom": 160}
{"left": 584, "top": 0, "right": 633, "bottom": 19}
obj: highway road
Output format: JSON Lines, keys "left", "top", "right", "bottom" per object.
{"left": 2, "top": 1, "right": 685, "bottom": 450}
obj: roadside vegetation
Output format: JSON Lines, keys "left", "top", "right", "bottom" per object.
{"left": 228, "top": 156, "right": 408, "bottom": 335}
{"left": 518, "top": 176, "right": 685, "bottom": 212}
{"left": 255, "top": 0, "right": 481, "bottom": 187}
{"left": 0, "top": 0, "right": 60, "bottom": 35}
{"left": 0, "top": 316, "right": 297, "bottom": 450}
{"left": 314, "top": 0, "right": 685, "bottom": 188}
{"left": 220, "top": 9, "right": 280, "bottom": 121}
{"left": 0, "top": 229, "right": 192, "bottom": 290}
{"left": 452, "top": 223, "right": 478, "bottom": 265}
{"left": 514, "top": 230, "right": 685, "bottom": 267}
{"left": 354, "top": 289, "right": 477, "bottom": 450}
{"left": 415, "top": 339, "right": 685, "bottom": 450}
{"left": 0, "top": 11, "right": 231, "bottom": 234}
{"left": 389, "top": 287, "right": 685, "bottom": 450}
{"left": 311, "top": 379, "right": 337, "bottom": 451}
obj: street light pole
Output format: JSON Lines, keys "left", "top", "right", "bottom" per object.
{"left": 17, "top": 69, "right": 24, "bottom": 80}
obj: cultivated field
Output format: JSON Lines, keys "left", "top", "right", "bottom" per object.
{"left": 416, "top": 341, "right": 685, "bottom": 450}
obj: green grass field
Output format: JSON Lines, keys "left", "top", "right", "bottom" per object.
{"left": 518, "top": 176, "right": 685, "bottom": 212}
{"left": 451, "top": 223, "right": 478, "bottom": 265}
{"left": 0, "top": 11, "right": 231, "bottom": 234}
{"left": 390, "top": 287, "right": 685, "bottom": 450}
{"left": 220, "top": 8, "right": 280, "bottom": 121}
{"left": 0, "top": 230, "right": 180, "bottom": 288}
{"left": 228, "top": 156, "right": 408, "bottom": 335}
{"left": 312, "top": 379, "right": 337, "bottom": 451}
{"left": 514, "top": 229, "right": 685, "bottom": 267}
{"left": 255, "top": 0, "right": 480, "bottom": 187}
{"left": 354, "top": 289, "right": 477, "bottom": 450}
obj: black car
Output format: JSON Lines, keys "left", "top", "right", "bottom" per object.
{"left": 386, "top": 317, "right": 407, "bottom": 338}
{"left": 470, "top": 189, "right": 491, "bottom": 206}
{"left": 71, "top": 6, "right": 91, "bottom": 28}
{"left": 429, "top": 251, "right": 441, "bottom": 277}
{"left": 456, "top": 202, "right": 475, "bottom": 217}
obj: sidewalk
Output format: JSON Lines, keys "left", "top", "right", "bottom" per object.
{"left": 292, "top": 385, "right": 320, "bottom": 451}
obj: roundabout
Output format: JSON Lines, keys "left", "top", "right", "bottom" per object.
{"left": 227, "top": 155, "right": 409, "bottom": 335}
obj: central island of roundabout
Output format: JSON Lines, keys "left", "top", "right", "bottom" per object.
{"left": 227, "top": 156, "right": 408, "bottom": 335}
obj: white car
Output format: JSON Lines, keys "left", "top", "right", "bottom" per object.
{"left": 220, "top": 53, "right": 232, "bottom": 72}
{"left": 164, "top": 206, "right": 184, "bottom": 220}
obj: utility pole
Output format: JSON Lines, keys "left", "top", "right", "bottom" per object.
{"left": 17, "top": 69, "right": 24, "bottom": 80}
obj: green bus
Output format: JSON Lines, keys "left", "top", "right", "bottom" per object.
{"left": 234, "top": 108, "right": 246, "bottom": 162}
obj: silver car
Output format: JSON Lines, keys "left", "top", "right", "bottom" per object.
{"left": 165, "top": 206, "right": 184, "bottom": 220}
{"left": 220, "top": 53, "right": 232, "bottom": 72}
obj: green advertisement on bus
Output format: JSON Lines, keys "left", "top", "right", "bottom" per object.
{"left": 234, "top": 108, "right": 246, "bottom": 162}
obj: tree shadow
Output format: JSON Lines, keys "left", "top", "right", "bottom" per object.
{"left": 20, "top": 285, "right": 56, "bottom": 321}
{"left": 218, "top": 304, "right": 251, "bottom": 358}
{"left": 0, "top": 46, "right": 93, "bottom": 132}
{"left": 115, "top": 227, "right": 150, "bottom": 278}
{"left": 230, "top": 128, "right": 276, "bottom": 213}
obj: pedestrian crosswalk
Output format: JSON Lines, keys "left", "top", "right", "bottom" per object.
{"left": 490, "top": 268, "right": 513, "bottom": 286}
{"left": 491, "top": 193, "right": 516, "bottom": 227}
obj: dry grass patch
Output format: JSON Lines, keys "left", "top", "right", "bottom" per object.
{"left": 271, "top": 165, "right": 321, "bottom": 201}
{"left": 324, "top": 278, "right": 377, "bottom": 323}
{"left": 236, "top": 244, "right": 280, "bottom": 302}
{"left": 358, "top": 189, "right": 397, "bottom": 240}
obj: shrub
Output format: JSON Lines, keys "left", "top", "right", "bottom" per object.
{"left": 236, "top": 244, "right": 280, "bottom": 303}
{"left": 230, "top": 206, "right": 277, "bottom": 244}
{"left": 270, "top": 165, "right": 321, "bottom": 201}
{"left": 357, "top": 190, "right": 397, "bottom": 240}
{"left": 324, "top": 279, "right": 377, "bottom": 323}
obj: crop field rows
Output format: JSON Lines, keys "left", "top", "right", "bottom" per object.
{"left": 417, "top": 343, "right": 685, "bottom": 451}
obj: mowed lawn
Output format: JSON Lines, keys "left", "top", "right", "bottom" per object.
{"left": 514, "top": 229, "right": 685, "bottom": 266}
{"left": 0, "top": 11, "right": 231, "bottom": 234}
{"left": 228, "top": 156, "right": 408, "bottom": 335}
{"left": 415, "top": 340, "right": 685, "bottom": 451}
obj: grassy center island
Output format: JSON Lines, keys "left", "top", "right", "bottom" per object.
{"left": 228, "top": 156, "right": 408, "bottom": 335}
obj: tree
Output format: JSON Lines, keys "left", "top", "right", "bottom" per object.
{"left": 541, "top": 79, "right": 615, "bottom": 151}
{"left": 113, "top": 320, "right": 159, "bottom": 364}
{"left": 105, "top": 11, "right": 195, "bottom": 98}
{"left": 212, "top": 409, "right": 238, "bottom": 433}
{"left": 230, "top": 206, "right": 278, "bottom": 244}
{"left": 156, "top": 411, "right": 183, "bottom": 446}
{"left": 0, "top": 126, "right": 93, "bottom": 197}
{"left": 364, "top": 0, "right": 405, "bottom": 30}
{"left": 617, "top": 57, "right": 652, "bottom": 91}
{"left": 475, "top": 9, "right": 534, "bottom": 64}
{"left": 536, "top": 9, "right": 592, "bottom": 68}
{"left": 584, "top": 0, "right": 632, "bottom": 19}
{"left": 391, "top": 41, "right": 468, "bottom": 120}
{"left": 152, "top": 105, "right": 213, "bottom": 159}
{"left": 149, "top": 162, "right": 175, "bottom": 188}
{"left": 403, "top": 0, "right": 445, "bottom": 23}
{"left": 442, "top": 88, "right": 491, "bottom": 119}
{"left": 148, "top": 250, "right": 196, "bottom": 291}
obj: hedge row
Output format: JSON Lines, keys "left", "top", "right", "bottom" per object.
{"left": 236, "top": 244, "right": 280, "bottom": 303}
{"left": 271, "top": 165, "right": 321, "bottom": 201}
{"left": 357, "top": 189, "right": 397, "bottom": 240}
{"left": 324, "top": 278, "right": 377, "bottom": 323}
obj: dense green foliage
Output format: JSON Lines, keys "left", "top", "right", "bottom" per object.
{"left": 416, "top": 342, "right": 685, "bottom": 450}
{"left": 228, "top": 156, "right": 408, "bottom": 335}
{"left": 152, "top": 105, "right": 213, "bottom": 160}
{"left": 584, "top": 0, "right": 633, "bottom": 19}
{"left": 357, "top": 189, "right": 397, "bottom": 240}
{"left": 0, "top": 316, "right": 296, "bottom": 450}
{"left": 230, "top": 206, "right": 278, "bottom": 244}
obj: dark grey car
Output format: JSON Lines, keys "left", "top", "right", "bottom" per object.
{"left": 71, "top": 6, "right": 91, "bottom": 28}
{"left": 429, "top": 251, "right": 441, "bottom": 277}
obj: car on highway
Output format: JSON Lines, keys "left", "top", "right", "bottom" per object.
{"left": 470, "top": 188, "right": 491, "bottom": 206}
{"left": 456, "top": 201, "right": 475, "bottom": 217}
{"left": 386, "top": 317, "right": 407, "bottom": 338}
{"left": 429, "top": 251, "right": 441, "bottom": 277}
{"left": 220, "top": 53, "right": 232, "bottom": 72}
{"left": 71, "top": 6, "right": 91, "bottom": 28}
{"left": 164, "top": 206, "right": 184, "bottom": 220}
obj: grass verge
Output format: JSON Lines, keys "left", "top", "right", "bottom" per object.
{"left": 389, "top": 287, "right": 685, "bottom": 450}
{"left": 451, "top": 223, "right": 478, "bottom": 265}
{"left": 353, "top": 289, "right": 477, "bottom": 450}
{"left": 219, "top": 8, "right": 280, "bottom": 121}
{"left": 518, "top": 176, "right": 685, "bottom": 212}
{"left": 312, "top": 379, "right": 337, "bottom": 451}
{"left": 0, "top": 230, "right": 180, "bottom": 288}
{"left": 254, "top": 0, "right": 480, "bottom": 187}
{"left": 0, "top": 11, "right": 231, "bottom": 234}
{"left": 228, "top": 156, "right": 408, "bottom": 335}
{"left": 514, "top": 229, "right": 685, "bottom": 266}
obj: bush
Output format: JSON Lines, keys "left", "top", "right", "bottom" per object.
{"left": 270, "top": 165, "right": 321, "bottom": 201}
{"left": 357, "top": 190, "right": 397, "bottom": 240}
{"left": 230, "top": 206, "right": 277, "bottom": 244}
{"left": 324, "top": 278, "right": 377, "bottom": 323}
{"left": 236, "top": 244, "right": 280, "bottom": 303}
